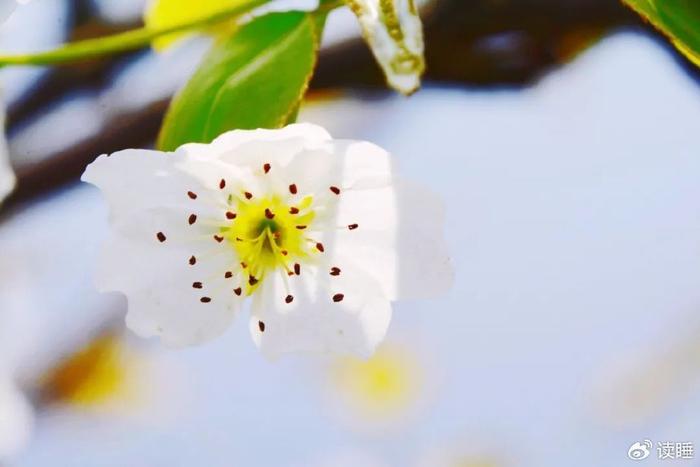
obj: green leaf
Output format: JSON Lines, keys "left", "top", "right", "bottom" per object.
{"left": 623, "top": 0, "right": 700, "bottom": 66}
{"left": 158, "top": 11, "right": 321, "bottom": 151}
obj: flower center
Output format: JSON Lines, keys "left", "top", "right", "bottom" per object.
{"left": 220, "top": 193, "right": 316, "bottom": 293}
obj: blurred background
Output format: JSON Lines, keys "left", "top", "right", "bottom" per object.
{"left": 1, "top": 0, "right": 700, "bottom": 465}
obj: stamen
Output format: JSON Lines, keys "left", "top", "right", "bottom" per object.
{"left": 213, "top": 235, "right": 224, "bottom": 243}
{"left": 244, "top": 191, "right": 253, "bottom": 200}
{"left": 281, "top": 250, "right": 288, "bottom": 256}
{"left": 289, "top": 184, "right": 297, "bottom": 195}
{"left": 330, "top": 267, "right": 341, "bottom": 276}
{"left": 241, "top": 262, "right": 247, "bottom": 269}
{"left": 187, "top": 191, "right": 197, "bottom": 200}
{"left": 189, "top": 255, "right": 197, "bottom": 265}
{"left": 188, "top": 214, "right": 197, "bottom": 225}
{"left": 348, "top": 223, "right": 359, "bottom": 230}
{"left": 156, "top": 232, "right": 166, "bottom": 243}
{"left": 316, "top": 242, "right": 325, "bottom": 252}
{"left": 333, "top": 293, "right": 344, "bottom": 302}
{"left": 249, "top": 275, "right": 259, "bottom": 286}
{"left": 192, "top": 282, "right": 203, "bottom": 289}
{"left": 285, "top": 295, "right": 294, "bottom": 304}
{"left": 234, "top": 287, "right": 242, "bottom": 296}
{"left": 258, "top": 321, "right": 266, "bottom": 332}
{"left": 265, "top": 208, "right": 275, "bottom": 219}
{"left": 226, "top": 211, "right": 237, "bottom": 220}
{"left": 219, "top": 179, "right": 226, "bottom": 189}
{"left": 330, "top": 186, "right": 341, "bottom": 195}
{"left": 225, "top": 271, "right": 233, "bottom": 279}
{"left": 263, "top": 163, "right": 271, "bottom": 174}
{"left": 296, "top": 225, "right": 307, "bottom": 230}
{"left": 289, "top": 207, "right": 299, "bottom": 214}
{"left": 294, "top": 263, "right": 301, "bottom": 275}
{"left": 200, "top": 297, "right": 211, "bottom": 303}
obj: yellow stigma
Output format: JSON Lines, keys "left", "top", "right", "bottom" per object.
{"left": 221, "top": 193, "right": 316, "bottom": 293}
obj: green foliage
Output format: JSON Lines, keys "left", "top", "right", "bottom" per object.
{"left": 158, "top": 11, "right": 321, "bottom": 151}
{"left": 623, "top": 0, "right": 700, "bottom": 66}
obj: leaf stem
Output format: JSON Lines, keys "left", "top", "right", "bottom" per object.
{"left": 0, "top": 0, "right": 270, "bottom": 66}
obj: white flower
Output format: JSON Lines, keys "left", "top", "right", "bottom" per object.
{"left": 0, "top": 265, "right": 36, "bottom": 461}
{"left": 82, "top": 123, "right": 452, "bottom": 358}
{"left": 0, "top": 378, "right": 32, "bottom": 461}
{"left": 346, "top": 0, "right": 425, "bottom": 95}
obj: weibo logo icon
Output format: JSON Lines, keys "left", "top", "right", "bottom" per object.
{"left": 628, "top": 440, "right": 652, "bottom": 461}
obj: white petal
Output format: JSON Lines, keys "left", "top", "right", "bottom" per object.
{"left": 0, "top": 379, "right": 32, "bottom": 462}
{"left": 98, "top": 227, "right": 241, "bottom": 347}
{"left": 332, "top": 179, "right": 453, "bottom": 300}
{"left": 201, "top": 129, "right": 393, "bottom": 197}
{"left": 82, "top": 149, "right": 257, "bottom": 218}
{"left": 334, "top": 139, "right": 395, "bottom": 190}
{"left": 124, "top": 283, "right": 238, "bottom": 347}
{"left": 212, "top": 122, "right": 331, "bottom": 153}
{"left": 183, "top": 122, "right": 332, "bottom": 166}
{"left": 83, "top": 149, "right": 246, "bottom": 347}
{"left": 262, "top": 138, "right": 396, "bottom": 197}
{"left": 249, "top": 265, "right": 392, "bottom": 358}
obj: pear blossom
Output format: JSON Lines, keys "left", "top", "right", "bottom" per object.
{"left": 346, "top": 0, "right": 425, "bottom": 95}
{"left": 327, "top": 341, "right": 433, "bottom": 433}
{"left": 0, "top": 378, "right": 32, "bottom": 461}
{"left": 82, "top": 123, "right": 452, "bottom": 358}
{"left": 0, "top": 303, "right": 32, "bottom": 462}
{"left": 0, "top": 266, "right": 36, "bottom": 461}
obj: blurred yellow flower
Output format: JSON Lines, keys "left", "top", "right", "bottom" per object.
{"left": 144, "top": 0, "right": 252, "bottom": 50}
{"left": 328, "top": 343, "right": 428, "bottom": 430}
{"left": 41, "top": 334, "right": 137, "bottom": 407}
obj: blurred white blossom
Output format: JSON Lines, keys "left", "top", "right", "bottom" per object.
{"left": 325, "top": 341, "right": 436, "bottom": 434}
{"left": 0, "top": 258, "right": 37, "bottom": 462}
{"left": 0, "top": 379, "right": 32, "bottom": 461}
{"left": 83, "top": 123, "right": 452, "bottom": 358}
